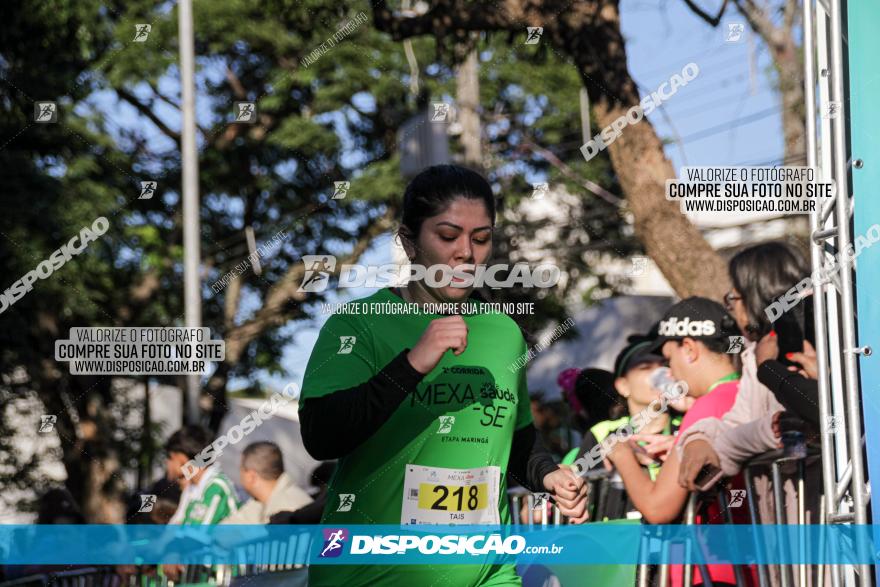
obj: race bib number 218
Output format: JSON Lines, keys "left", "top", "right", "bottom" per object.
{"left": 401, "top": 464, "right": 501, "bottom": 525}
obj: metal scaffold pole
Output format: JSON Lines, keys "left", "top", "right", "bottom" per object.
{"left": 808, "top": 0, "right": 878, "bottom": 583}
{"left": 178, "top": 0, "right": 202, "bottom": 425}
{"left": 802, "top": 0, "right": 845, "bottom": 584}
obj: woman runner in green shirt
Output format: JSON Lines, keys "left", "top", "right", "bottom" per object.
{"left": 297, "top": 165, "right": 588, "bottom": 587}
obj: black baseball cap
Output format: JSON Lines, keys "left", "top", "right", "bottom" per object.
{"left": 613, "top": 337, "right": 664, "bottom": 379}
{"left": 647, "top": 297, "right": 740, "bottom": 354}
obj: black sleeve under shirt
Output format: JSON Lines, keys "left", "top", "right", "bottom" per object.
{"left": 757, "top": 359, "right": 820, "bottom": 427}
{"left": 507, "top": 425, "right": 560, "bottom": 493}
{"left": 576, "top": 429, "right": 600, "bottom": 461}
{"left": 299, "top": 350, "right": 426, "bottom": 460}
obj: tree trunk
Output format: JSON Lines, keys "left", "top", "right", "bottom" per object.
{"left": 456, "top": 48, "right": 482, "bottom": 167}
{"left": 724, "top": 0, "right": 805, "bottom": 165}
{"left": 596, "top": 101, "right": 730, "bottom": 299}
{"left": 39, "top": 374, "right": 127, "bottom": 523}
{"left": 772, "top": 40, "right": 806, "bottom": 164}
{"left": 563, "top": 1, "right": 731, "bottom": 299}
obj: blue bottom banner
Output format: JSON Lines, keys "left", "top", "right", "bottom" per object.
{"left": 1, "top": 524, "right": 879, "bottom": 565}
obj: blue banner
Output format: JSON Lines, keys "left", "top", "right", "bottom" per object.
{"left": 850, "top": 1, "right": 880, "bottom": 582}
{"left": 2, "top": 524, "right": 880, "bottom": 565}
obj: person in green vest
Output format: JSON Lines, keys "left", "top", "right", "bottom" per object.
{"left": 296, "top": 164, "right": 589, "bottom": 587}
{"left": 163, "top": 426, "right": 241, "bottom": 526}
{"left": 559, "top": 336, "right": 682, "bottom": 521}
{"left": 564, "top": 336, "right": 681, "bottom": 475}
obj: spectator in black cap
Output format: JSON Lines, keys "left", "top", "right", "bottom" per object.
{"left": 561, "top": 335, "right": 685, "bottom": 522}
{"left": 613, "top": 337, "right": 689, "bottom": 467}
{"left": 569, "top": 335, "right": 676, "bottom": 473}
{"left": 605, "top": 297, "right": 743, "bottom": 525}
{"left": 596, "top": 297, "right": 754, "bottom": 587}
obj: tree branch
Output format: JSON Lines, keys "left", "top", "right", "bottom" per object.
{"left": 224, "top": 274, "right": 242, "bottom": 330}
{"left": 116, "top": 268, "right": 161, "bottom": 322}
{"left": 520, "top": 138, "right": 624, "bottom": 207}
{"left": 680, "top": 0, "right": 729, "bottom": 26}
{"left": 144, "top": 82, "right": 214, "bottom": 137}
{"left": 147, "top": 81, "right": 181, "bottom": 110}
{"left": 734, "top": 0, "right": 782, "bottom": 47}
{"left": 226, "top": 66, "right": 248, "bottom": 100}
{"left": 212, "top": 109, "right": 276, "bottom": 150}
{"left": 782, "top": 0, "right": 798, "bottom": 35}
{"left": 222, "top": 207, "right": 398, "bottom": 363}
{"left": 116, "top": 88, "right": 181, "bottom": 145}
{"left": 371, "top": 0, "right": 730, "bottom": 299}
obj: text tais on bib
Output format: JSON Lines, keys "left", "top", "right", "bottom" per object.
{"left": 401, "top": 464, "right": 501, "bottom": 525}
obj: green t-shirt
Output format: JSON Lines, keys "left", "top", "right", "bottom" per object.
{"left": 181, "top": 470, "right": 240, "bottom": 525}
{"left": 300, "top": 288, "right": 533, "bottom": 587}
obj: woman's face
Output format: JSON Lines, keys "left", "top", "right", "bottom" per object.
{"left": 725, "top": 288, "right": 751, "bottom": 336}
{"left": 406, "top": 197, "right": 493, "bottom": 302}
{"left": 615, "top": 361, "right": 665, "bottom": 409}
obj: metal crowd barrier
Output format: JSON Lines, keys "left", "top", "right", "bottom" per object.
{"left": 0, "top": 567, "right": 121, "bottom": 587}
{"left": 741, "top": 446, "right": 822, "bottom": 587}
{"left": 0, "top": 533, "right": 312, "bottom": 587}
{"left": 178, "top": 564, "right": 220, "bottom": 585}
{"left": 508, "top": 467, "right": 629, "bottom": 526}
{"left": 631, "top": 444, "right": 821, "bottom": 587}
{"left": 633, "top": 481, "right": 760, "bottom": 587}
{"left": 655, "top": 445, "right": 820, "bottom": 587}
{"left": 510, "top": 474, "right": 654, "bottom": 587}
{"left": 182, "top": 533, "right": 310, "bottom": 586}
{"left": 224, "top": 533, "right": 309, "bottom": 579}
{"left": 639, "top": 490, "right": 724, "bottom": 587}
{"left": 509, "top": 487, "right": 563, "bottom": 526}
{"left": 586, "top": 469, "right": 631, "bottom": 522}
{"left": 4, "top": 453, "right": 824, "bottom": 587}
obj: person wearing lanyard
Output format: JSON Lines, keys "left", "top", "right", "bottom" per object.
{"left": 605, "top": 298, "right": 750, "bottom": 587}
{"left": 605, "top": 298, "right": 742, "bottom": 524}
{"left": 297, "top": 164, "right": 588, "bottom": 587}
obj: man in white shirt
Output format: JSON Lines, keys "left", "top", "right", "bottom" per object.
{"left": 222, "top": 441, "right": 313, "bottom": 524}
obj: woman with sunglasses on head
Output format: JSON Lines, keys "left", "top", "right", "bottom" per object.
{"left": 296, "top": 165, "right": 588, "bottom": 587}
{"left": 677, "top": 241, "right": 816, "bottom": 489}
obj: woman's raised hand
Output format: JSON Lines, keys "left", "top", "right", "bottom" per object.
{"left": 406, "top": 315, "right": 469, "bottom": 374}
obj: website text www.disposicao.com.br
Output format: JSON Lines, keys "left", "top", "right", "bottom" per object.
{"left": 317, "top": 531, "right": 564, "bottom": 559}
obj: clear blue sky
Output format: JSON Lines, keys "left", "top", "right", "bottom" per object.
{"left": 624, "top": 1, "right": 783, "bottom": 169}
{"left": 253, "top": 1, "right": 787, "bottom": 394}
